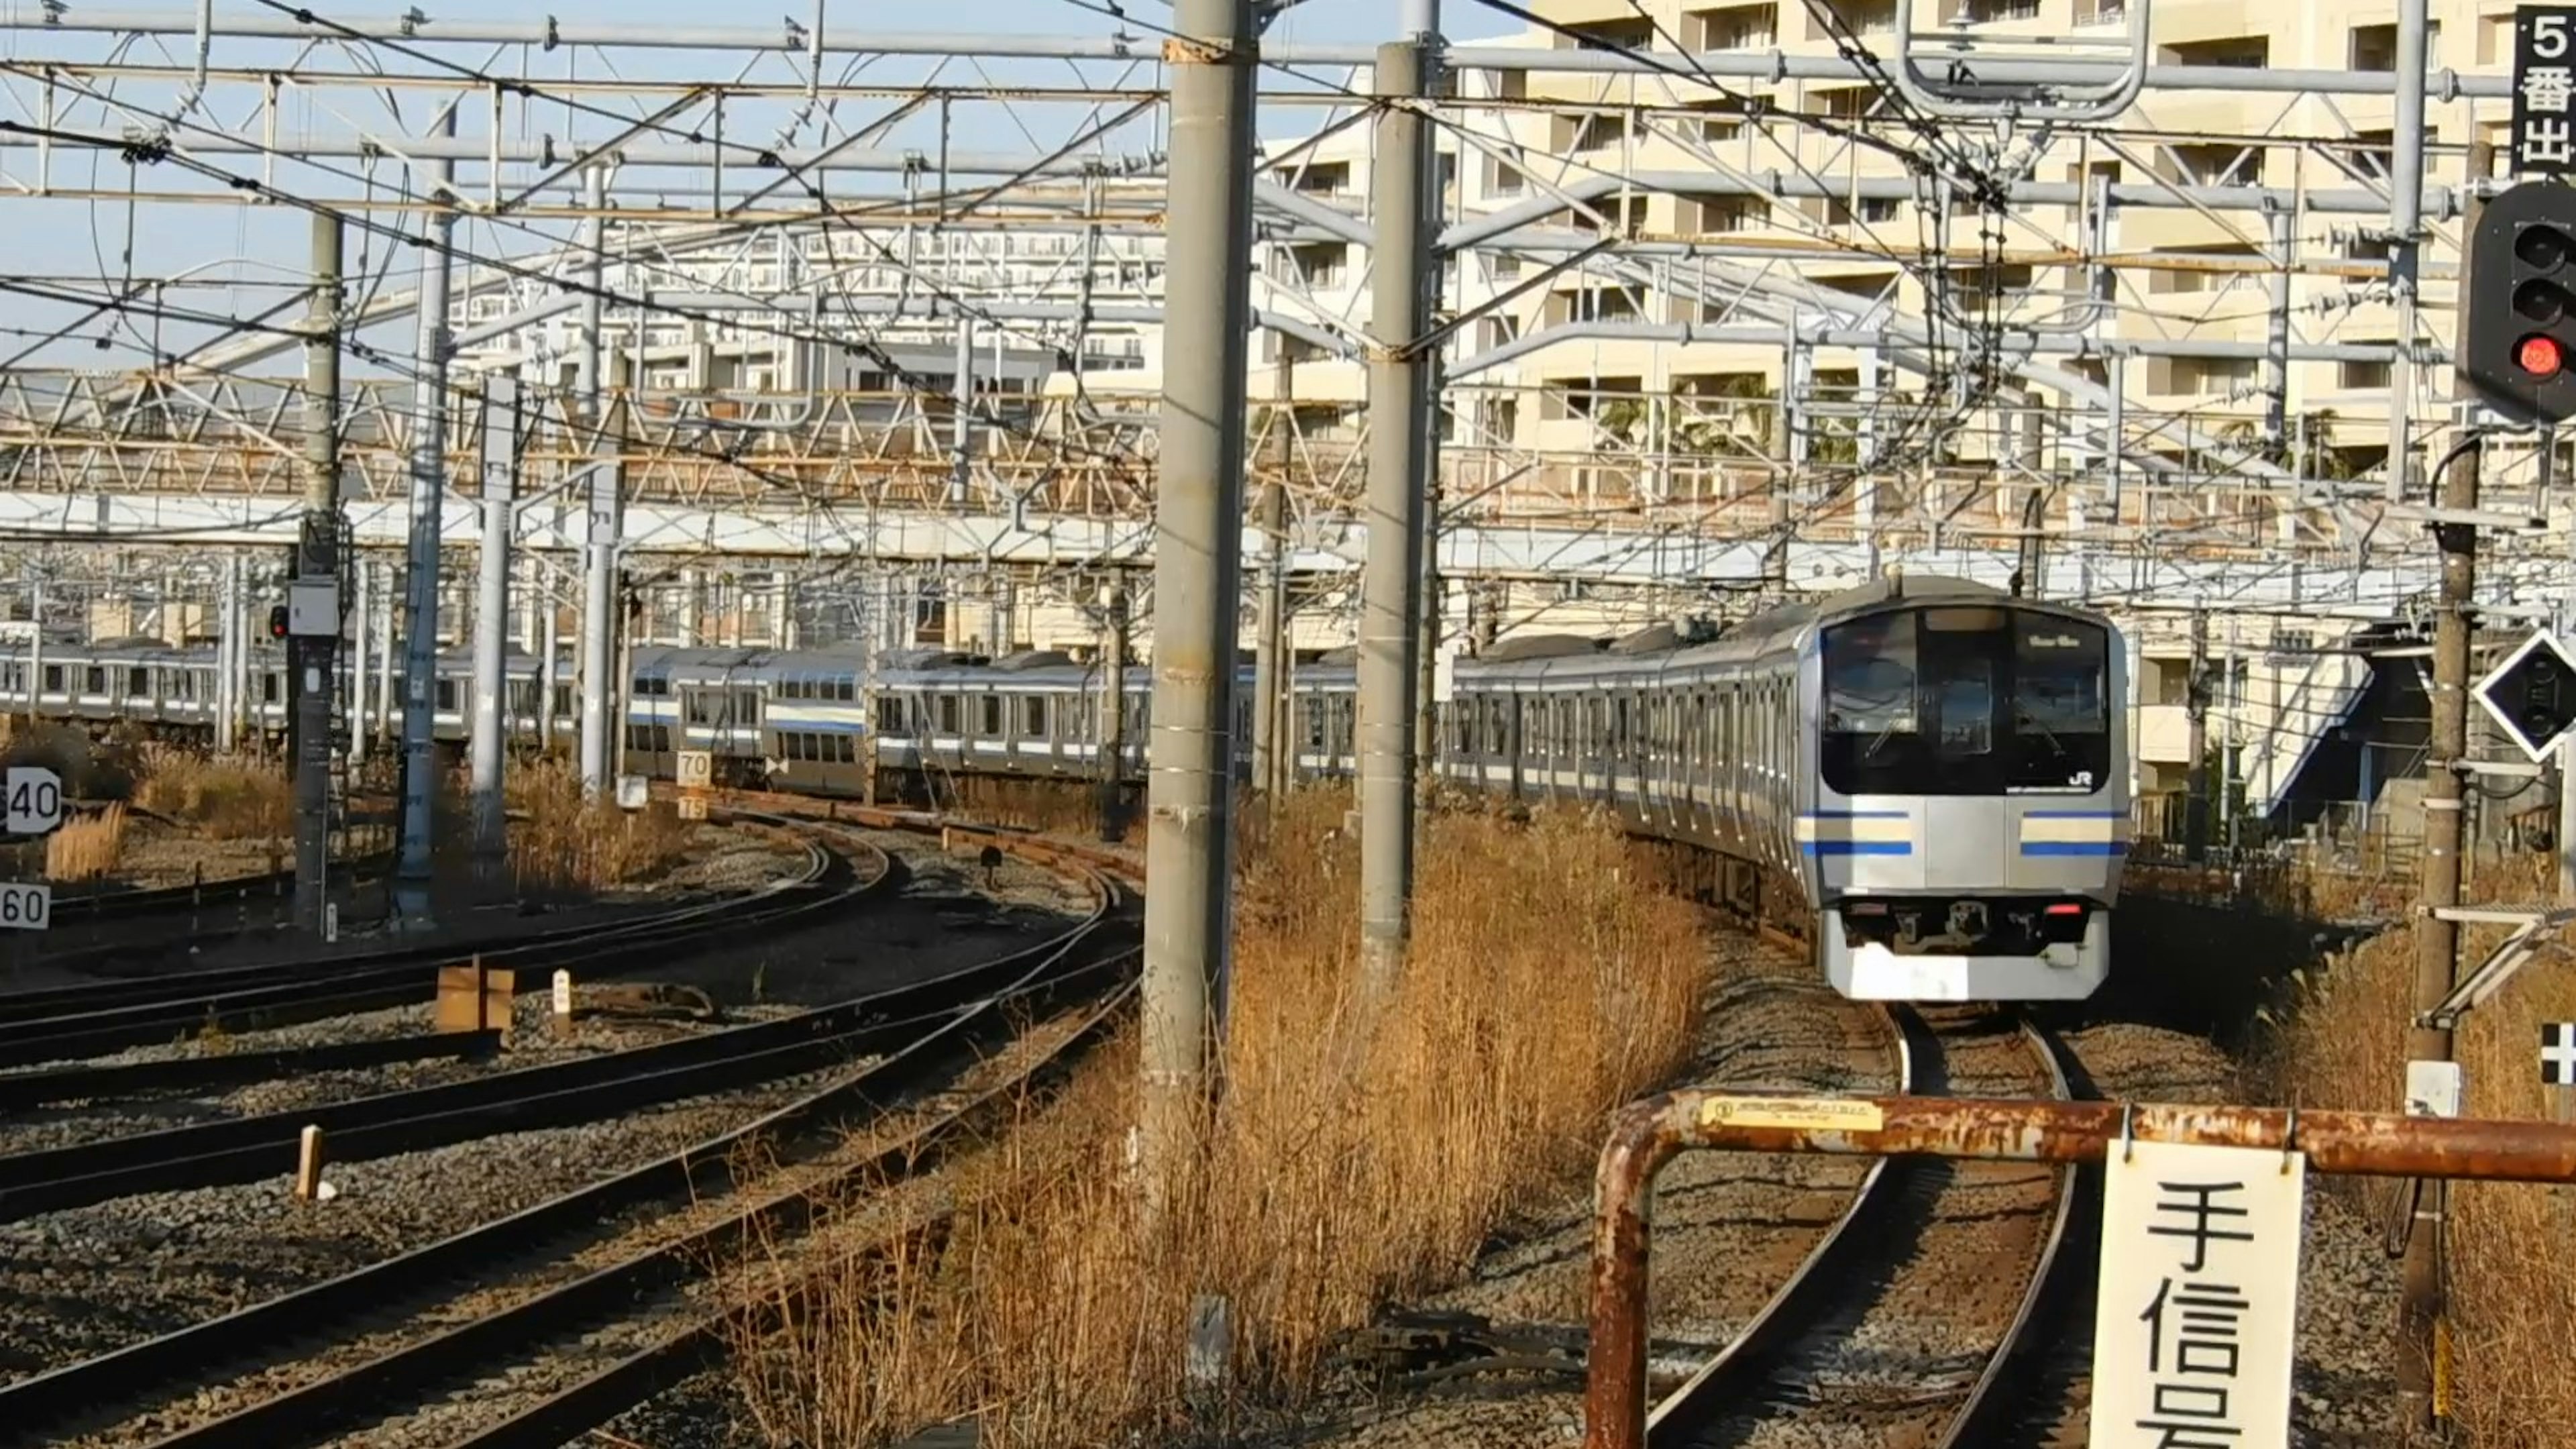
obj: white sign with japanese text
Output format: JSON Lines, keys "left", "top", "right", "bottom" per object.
{"left": 2517, "top": 7, "right": 2576, "bottom": 172}
{"left": 2088, "top": 1139, "right": 2305, "bottom": 1449}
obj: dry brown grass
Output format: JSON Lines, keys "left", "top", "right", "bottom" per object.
{"left": 44, "top": 803, "right": 129, "bottom": 882}
{"left": 726, "top": 792, "right": 1710, "bottom": 1447}
{"left": 502, "top": 760, "right": 689, "bottom": 894}
{"left": 2261, "top": 852, "right": 2574, "bottom": 1446}
{"left": 133, "top": 745, "right": 292, "bottom": 841}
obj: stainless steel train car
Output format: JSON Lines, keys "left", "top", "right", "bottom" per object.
{"left": 0, "top": 572, "right": 2125, "bottom": 1001}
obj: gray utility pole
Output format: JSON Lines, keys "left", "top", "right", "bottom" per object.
{"left": 951, "top": 318, "right": 975, "bottom": 506}
{"left": 2381, "top": 0, "right": 2429, "bottom": 505}
{"left": 374, "top": 557, "right": 394, "bottom": 757}
{"left": 1138, "top": 0, "right": 1256, "bottom": 1206}
{"left": 578, "top": 167, "right": 623, "bottom": 797}
{"left": 1358, "top": 25, "right": 1436, "bottom": 1000}
{"left": 215, "top": 561, "right": 237, "bottom": 754}
{"left": 1250, "top": 353, "right": 1291, "bottom": 798}
{"left": 293, "top": 213, "right": 344, "bottom": 934}
{"left": 348, "top": 556, "right": 370, "bottom": 768}
{"left": 538, "top": 573, "right": 559, "bottom": 752}
{"left": 392, "top": 107, "right": 459, "bottom": 928}
{"left": 1415, "top": 354, "right": 1443, "bottom": 826}
{"left": 2185, "top": 605, "right": 2210, "bottom": 862}
{"left": 1097, "top": 582, "right": 1130, "bottom": 841}
{"left": 470, "top": 377, "right": 519, "bottom": 890}
{"left": 2400, "top": 136, "right": 2488, "bottom": 1444}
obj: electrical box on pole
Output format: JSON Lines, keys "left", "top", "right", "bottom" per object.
{"left": 2459, "top": 180, "right": 2576, "bottom": 423}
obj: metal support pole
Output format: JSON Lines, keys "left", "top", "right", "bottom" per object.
{"left": 215, "top": 558, "right": 237, "bottom": 755}
{"left": 2401, "top": 143, "right": 2487, "bottom": 1438}
{"left": 293, "top": 212, "right": 343, "bottom": 934}
{"left": 577, "top": 166, "right": 620, "bottom": 797}
{"left": 471, "top": 377, "right": 517, "bottom": 889}
{"left": 2559, "top": 733, "right": 2576, "bottom": 906}
{"left": 1252, "top": 476, "right": 1288, "bottom": 797}
{"left": 392, "top": 107, "right": 458, "bottom": 928}
{"left": 950, "top": 317, "right": 973, "bottom": 508}
{"left": 2266, "top": 207, "right": 2294, "bottom": 450}
{"left": 374, "top": 556, "right": 394, "bottom": 754}
{"left": 349, "top": 555, "right": 370, "bottom": 767}
{"left": 1139, "top": 0, "right": 1256, "bottom": 1208}
{"left": 2186, "top": 604, "right": 2210, "bottom": 862}
{"left": 538, "top": 578, "right": 558, "bottom": 751}
{"left": 2383, "top": 0, "right": 2428, "bottom": 504}
{"left": 1359, "top": 32, "right": 1433, "bottom": 1000}
{"left": 1097, "top": 584, "right": 1130, "bottom": 839}
{"left": 1252, "top": 353, "right": 1291, "bottom": 798}
{"left": 1416, "top": 353, "right": 1444, "bottom": 826}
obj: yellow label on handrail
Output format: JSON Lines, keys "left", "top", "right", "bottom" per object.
{"left": 1697, "top": 1096, "right": 1887, "bottom": 1133}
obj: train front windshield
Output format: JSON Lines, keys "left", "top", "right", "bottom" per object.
{"left": 1819, "top": 606, "right": 2111, "bottom": 796}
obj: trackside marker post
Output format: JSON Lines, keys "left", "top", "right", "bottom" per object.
{"left": 551, "top": 969, "right": 575, "bottom": 1040}
{"left": 295, "top": 1125, "right": 326, "bottom": 1201}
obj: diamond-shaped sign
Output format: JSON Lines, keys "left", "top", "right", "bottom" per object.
{"left": 2475, "top": 629, "right": 2576, "bottom": 761}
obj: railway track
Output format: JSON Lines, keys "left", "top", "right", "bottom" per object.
{"left": 1646, "top": 1005, "right": 2082, "bottom": 1449}
{"left": 0, "top": 821, "right": 1138, "bottom": 1449}
{"left": 0, "top": 814, "right": 857, "bottom": 1069}
{"left": 0, "top": 819, "right": 904, "bottom": 1215}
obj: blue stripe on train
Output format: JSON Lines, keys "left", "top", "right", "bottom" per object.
{"left": 1801, "top": 841, "right": 1914, "bottom": 856}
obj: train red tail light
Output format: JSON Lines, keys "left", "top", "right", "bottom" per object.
{"left": 2043, "top": 902, "right": 2085, "bottom": 918}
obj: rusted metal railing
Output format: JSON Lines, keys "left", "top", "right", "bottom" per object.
{"left": 1582, "top": 1091, "right": 2576, "bottom": 1449}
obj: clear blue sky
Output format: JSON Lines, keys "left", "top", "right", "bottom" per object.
{"left": 0, "top": 1, "right": 1519, "bottom": 364}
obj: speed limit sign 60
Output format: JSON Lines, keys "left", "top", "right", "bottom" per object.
{"left": 0, "top": 882, "right": 52, "bottom": 932}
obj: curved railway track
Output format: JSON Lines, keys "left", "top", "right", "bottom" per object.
{"left": 0, "top": 815, "right": 1141, "bottom": 1449}
{"left": 0, "top": 819, "right": 900, "bottom": 1216}
{"left": 0, "top": 814, "right": 853, "bottom": 1069}
{"left": 1646, "top": 1005, "right": 2082, "bottom": 1449}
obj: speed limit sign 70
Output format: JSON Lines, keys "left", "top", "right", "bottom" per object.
{"left": 3, "top": 767, "right": 64, "bottom": 837}
{"left": 0, "top": 882, "right": 51, "bottom": 932}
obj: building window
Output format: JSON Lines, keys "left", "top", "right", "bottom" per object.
{"left": 1688, "top": 3, "right": 1777, "bottom": 50}
{"left": 2159, "top": 36, "right": 2268, "bottom": 68}
{"left": 2340, "top": 353, "right": 2395, "bottom": 391}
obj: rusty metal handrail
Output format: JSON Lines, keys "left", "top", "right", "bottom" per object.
{"left": 1582, "top": 1092, "right": 2576, "bottom": 1449}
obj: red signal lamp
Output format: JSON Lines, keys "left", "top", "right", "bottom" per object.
{"left": 266, "top": 604, "right": 290, "bottom": 640}
{"left": 2518, "top": 333, "right": 2565, "bottom": 380}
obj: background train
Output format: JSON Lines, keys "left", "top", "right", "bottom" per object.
{"left": 0, "top": 572, "right": 2127, "bottom": 1002}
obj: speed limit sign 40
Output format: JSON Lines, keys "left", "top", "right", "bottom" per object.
{"left": 3, "top": 766, "right": 64, "bottom": 837}
{"left": 0, "top": 882, "right": 51, "bottom": 932}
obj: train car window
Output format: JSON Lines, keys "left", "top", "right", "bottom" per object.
{"left": 837, "top": 680, "right": 856, "bottom": 702}
{"left": 735, "top": 688, "right": 761, "bottom": 727}
{"left": 41, "top": 665, "right": 61, "bottom": 694}
{"left": 1304, "top": 698, "right": 1325, "bottom": 751}
{"left": 938, "top": 695, "right": 960, "bottom": 734}
{"left": 83, "top": 666, "right": 103, "bottom": 695}
{"left": 2012, "top": 619, "right": 2111, "bottom": 790}
{"left": 1023, "top": 696, "right": 1047, "bottom": 737}
{"left": 981, "top": 695, "right": 1002, "bottom": 737}
{"left": 874, "top": 697, "right": 901, "bottom": 733}
{"left": 127, "top": 667, "right": 150, "bottom": 698}
{"left": 1821, "top": 608, "right": 2110, "bottom": 795}
{"left": 435, "top": 679, "right": 456, "bottom": 710}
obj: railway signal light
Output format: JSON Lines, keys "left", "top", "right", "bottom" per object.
{"left": 267, "top": 605, "right": 290, "bottom": 641}
{"left": 2461, "top": 180, "right": 2576, "bottom": 423}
